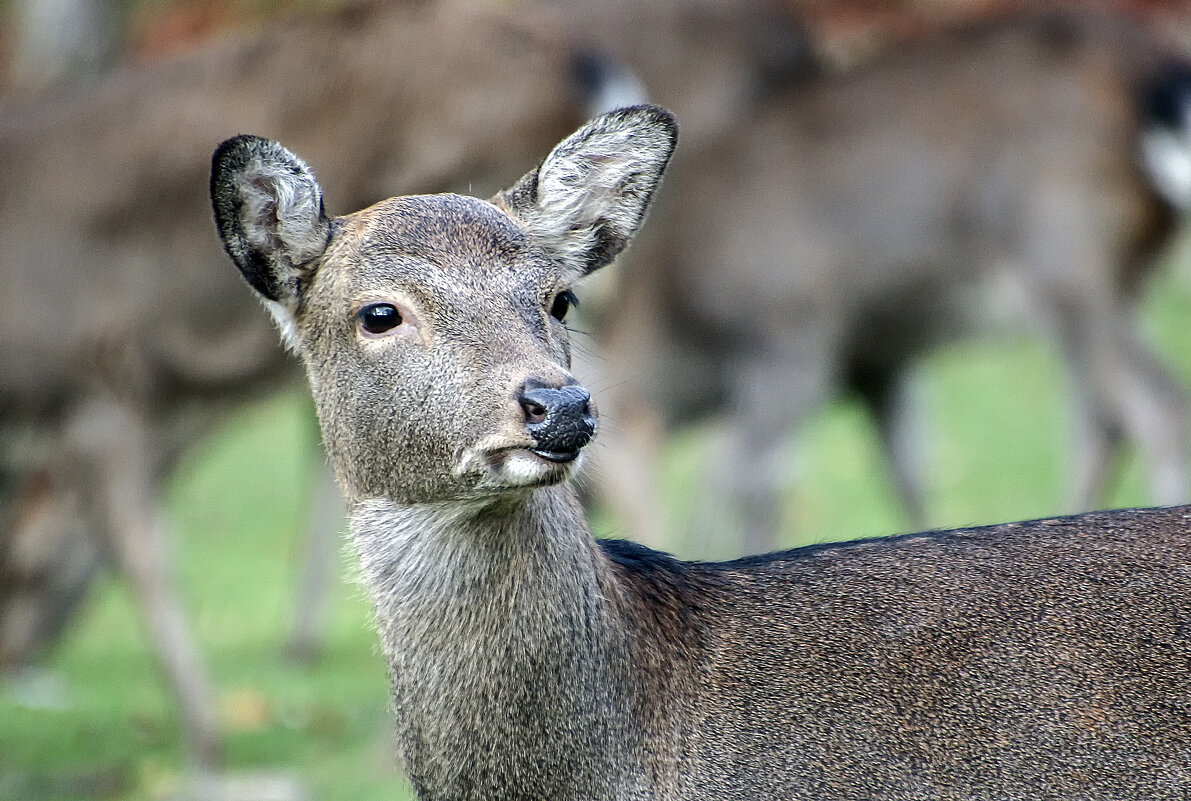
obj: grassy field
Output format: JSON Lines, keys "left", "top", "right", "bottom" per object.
{"left": 3, "top": 250, "right": 1191, "bottom": 800}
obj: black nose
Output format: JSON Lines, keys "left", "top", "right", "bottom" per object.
{"left": 519, "top": 383, "right": 597, "bottom": 462}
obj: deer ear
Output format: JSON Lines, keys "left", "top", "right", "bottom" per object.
{"left": 495, "top": 105, "right": 677, "bottom": 278}
{"left": 211, "top": 135, "right": 331, "bottom": 319}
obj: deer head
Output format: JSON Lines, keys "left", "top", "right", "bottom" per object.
{"left": 211, "top": 106, "right": 677, "bottom": 505}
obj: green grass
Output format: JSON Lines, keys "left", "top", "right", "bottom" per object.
{"left": 3, "top": 249, "right": 1191, "bottom": 799}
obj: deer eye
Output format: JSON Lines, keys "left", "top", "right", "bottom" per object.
{"left": 550, "top": 290, "right": 579, "bottom": 322}
{"left": 358, "top": 303, "right": 402, "bottom": 335}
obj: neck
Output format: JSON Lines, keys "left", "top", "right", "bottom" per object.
{"left": 348, "top": 484, "right": 648, "bottom": 801}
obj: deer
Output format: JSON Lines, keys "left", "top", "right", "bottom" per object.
{"left": 0, "top": 0, "right": 597, "bottom": 771}
{"left": 212, "top": 104, "right": 1191, "bottom": 800}
{"left": 556, "top": 4, "right": 1191, "bottom": 555}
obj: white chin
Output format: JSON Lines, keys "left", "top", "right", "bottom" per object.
{"left": 494, "top": 449, "right": 579, "bottom": 488}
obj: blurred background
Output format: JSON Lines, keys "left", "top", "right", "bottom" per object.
{"left": 4, "top": 0, "right": 1191, "bottom": 798}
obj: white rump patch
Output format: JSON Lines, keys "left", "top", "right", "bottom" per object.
{"left": 1142, "top": 126, "right": 1191, "bottom": 210}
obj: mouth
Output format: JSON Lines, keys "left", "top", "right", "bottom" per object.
{"left": 457, "top": 441, "right": 585, "bottom": 490}
{"left": 528, "top": 447, "right": 581, "bottom": 464}
{"left": 494, "top": 446, "right": 581, "bottom": 488}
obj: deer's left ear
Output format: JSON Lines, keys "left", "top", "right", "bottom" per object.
{"left": 494, "top": 105, "right": 677, "bottom": 279}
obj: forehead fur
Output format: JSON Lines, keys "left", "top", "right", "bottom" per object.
{"left": 347, "top": 194, "right": 529, "bottom": 273}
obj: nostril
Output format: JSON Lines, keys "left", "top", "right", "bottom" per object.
{"left": 520, "top": 387, "right": 561, "bottom": 426}
{"left": 521, "top": 396, "right": 548, "bottom": 425}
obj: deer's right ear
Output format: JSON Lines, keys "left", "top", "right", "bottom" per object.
{"left": 210, "top": 135, "right": 331, "bottom": 317}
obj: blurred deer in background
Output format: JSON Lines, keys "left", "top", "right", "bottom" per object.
{"left": 0, "top": 0, "right": 590, "bottom": 770}
{"left": 557, "top": 2, "right": 1191, "bottom": 554}
{"left": 213, "top": 103, "right": 1191, "bottom": 801}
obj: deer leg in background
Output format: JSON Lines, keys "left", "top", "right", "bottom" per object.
{"left": 1051, "top": 283, "right": 1189, "bottom": 510}
{"left": 575, "top": 331, "right": 671, "bottom": 549}
{"left": 855, "top": 363, "right": 931, "bottom": 531}
{"left": 0, "top": 467, "right": 101, "bottom": 672}
{"left": 585, "top": 384, "right": 669, "bottom": 549}
{"left": 65, "top": 397, "right": 221, "bottom": 771}
{"left": 1063, "top": 378, "right": 1126, "bottom": 512}
{"left": 704, "top": 330, "right": 838, "bottom": 558}
{"left": 573, "top": 263, "right": 675, "bottom": 552}
{"left": 286, "top": 453, "right": 344, "bottom": 663}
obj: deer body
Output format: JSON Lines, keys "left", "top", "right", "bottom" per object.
{"left": 358, "top": 493, "right": 1191, "bottom": 799}
{"left": 352, "top": 489, "right": 1191, "bottom": 800}
{"left": 214, "top": 107, "right": 1191, "bottom": 799}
